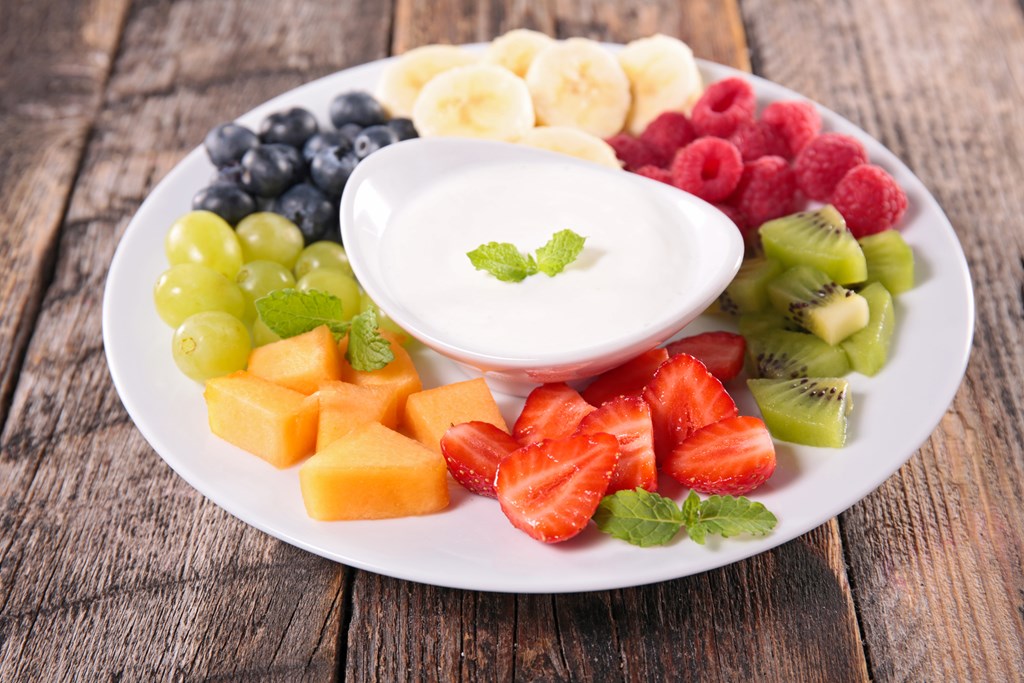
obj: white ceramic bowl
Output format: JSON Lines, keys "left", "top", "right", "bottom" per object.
{"left": 340, "top": 138, "right": 743, "bottom": 395}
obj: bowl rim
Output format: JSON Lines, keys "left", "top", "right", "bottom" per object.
{"left": 339, "top": 138, "right": 744, "bottom": 370}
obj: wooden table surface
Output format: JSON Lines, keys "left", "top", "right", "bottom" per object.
{"left": 2, "top": 0, "right": 1023, "bottom": 680}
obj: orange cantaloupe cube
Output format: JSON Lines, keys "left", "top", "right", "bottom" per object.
{"left": 204, "top": 371, "right": 318, "bottom": 468}
{"left": 402, "top": 377, "right": 509, "bottom": 453}
{"left": 316, "top": 380, "right": 394, "bottom": 451}
{"left": 338, "top": 330, "right": 421, "bottom": 422}
{"left": 299, "top": 422, "right": 449, "bottom": 520}
{"left": 248, "top": 325, "right": 342, "bottom": 395}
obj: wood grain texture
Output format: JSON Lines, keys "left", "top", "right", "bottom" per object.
{"left": 342, "top": 3, "right": 868, "bottom": 681}
{"left": 742, "top": 0, "right": 1024, "bottom": 679}
{"left": 0, "top": 0, "right": 394, "bottom": 679}
{"left": 0, "top": 0, "right": 130, "bottom": 428}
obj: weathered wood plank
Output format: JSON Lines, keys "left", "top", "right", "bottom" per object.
{"left": 0, "top": 0, "right": 130, "bottom": 429}
{"left": 0, "top": 0, "right": 394, "bottom": 679}
{"left": 742, "top": 0, "right": 1024, "bottom": 679}
{"left": 344, "top": 3, "right": 868, "bottom": 681}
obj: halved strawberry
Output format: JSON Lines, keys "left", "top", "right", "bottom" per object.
{"left": 665, "top": 331, "right": 746, "bottom": 382}
{"left": 663, "top": 415, "right": 776, "bottom": 495}
{"left": 495, "top": 433, "right": 619, "bottom": 543}
{"left": 581, "top": 347, "right": 669, "bottom": 407}
{"left": 642, "top": 353, "right": 739, "bottom": 462}
{"left": 440, "top": 421, "right": 520, "bottom": 497}
{"left": 513, "top": 382, "right": 596, "bottom": 446}
{"left": 575, "top": 395, "right": 657, "bottom": 493}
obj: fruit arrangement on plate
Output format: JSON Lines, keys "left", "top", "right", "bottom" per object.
{"left": 147, "top": 29, "right": 919, "bottom": 549}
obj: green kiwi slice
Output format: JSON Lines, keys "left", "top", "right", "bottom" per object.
{"left": 747, "top": 329, "right": 851, "bottom": 379}
{"left": 759, "top": 205, "right": 867, "bottom": 285}
{"left": 859, "top": 230, "right": 915, "bottom": 295}
{"left": 737, "top": 311, "right": 796, "bottom": 336}
{"left": 841, "top": 282, "right": 895, "bottom": 376}
{"left": 748, "top": 377, "right": 852, "bottom": 448}
{"left": 768, "top": 265, "right": 869, "bottom": 345}
{"left": 718, "top": 257, "right": 784, "bottom": 315}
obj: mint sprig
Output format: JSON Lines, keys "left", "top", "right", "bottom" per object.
{"left": 467, "top": 229, "right": 585, "bottom": 282}
{"left": 255, "top": 288, "right": 394, "bottom": 372}
{"left": 593, "top": 489, "right": 777, "bottom": 547}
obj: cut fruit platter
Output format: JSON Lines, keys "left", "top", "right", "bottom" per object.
{"left": 102, "top": 33, "right": 974, "bottom": 593}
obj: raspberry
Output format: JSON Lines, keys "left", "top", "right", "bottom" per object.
{"left": 794, "top": 133, "right": 868, "bottom": 201}
{"left": 670, "top": 138, "right": 744, "bottom": 203}
{"left": 639, "top": 112, "right": 697, "bottom": 166}
{"left": 729, "top": 155, "right": 798, "bottom": 228}
{"left": 691, "top": 77, "right": 756, "bottom": 138}
{"left": 729, "top": 121, "right": 788, "bottom": 161}
{"left": 761, "top": 100, "right": 821, "bottom": 158}
{"left": 831, "top": 164, "right": 908, "bottom": 237}
{"left": 634, "top": 165, "right": 674, "bottom": 185}
{"left": 605, "top": 134, "right": 659, "bottom": 171}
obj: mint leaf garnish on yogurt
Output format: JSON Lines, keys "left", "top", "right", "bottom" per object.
{"left": 467, "top": 229, "right": 586, "bottom": 282}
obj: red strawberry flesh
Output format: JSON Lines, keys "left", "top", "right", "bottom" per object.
{"left": 440, "top": 421, "right": 520, "bottom": 498}
{"left": 513, "top": 382, "right": 596, "bottom": 446}
{"left": 575, "top": 395, "right": 657, "bottom": 493}
{"left": 664, "top": 415, "right": 776, "bottom": 496}
{"left": 582, "top": 347, "right": 669, "bottom": 407}
{"left": 665, "top": 331, "right": 746, "bottom": 382}
{"left": 642, "top": 352, "right": 738, "bottom": 463}
{"left": 496, "top": 433, "right": 619, "bottom": 543}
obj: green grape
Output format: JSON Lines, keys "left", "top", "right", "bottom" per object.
{"left": 165, "top": 210, "right": 244, "bottom": 278}
{"left": 153, "top": 263, "right": 246, "bottom": 327}
{"left": 235, "top": 212, "right": 305, "bottom": 268}
{"left": 359, "top": 291, "right": 413, "bottom": 345}
{"left": 235, "top": 260, "right": 296, "bottom": 324}
{"left": 297, "top": 269, "right": 360, "bottom": 321}
{"left": 251, "top": 317, "right": 282, "bottom": 347}
{"left": 293, "top": 241, "right": 353, "bottom": 279}
{"left": 172, "top": 311, "right": 251, "bottom": 382}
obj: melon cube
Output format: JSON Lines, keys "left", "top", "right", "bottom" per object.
{"left": 402, "top": 377, "right": 509, "bottom": 453}
{"left": 204, "top": 371, "right": 318, "bottom": 468}
{"left": 299, "top": 422, "right": 449, "bottom": 520}
{"left": 247, "top": 325, "right": 342, "bottom": 395}
{"left": 338, "top": 331, "right": 421, "bottom": 421}
{"left": 316, "top": 380, "right": 394, "bottom": 451}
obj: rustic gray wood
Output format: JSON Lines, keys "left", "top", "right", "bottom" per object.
{"left": 743, "top": 0, "right": 1024, "bottom": 679}
{"left": 0, "top": 0, "right": 392, "bottom": 679}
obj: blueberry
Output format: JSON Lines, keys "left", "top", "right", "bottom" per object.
{"left": 274, "top": 183, "right": 336, "bottom": 244}
{"left": 329, "top": 91, "right": 387, "bottom": 128}
{"left": 310, "top": 146, "right": 359, "bottom": 200}
{"left": 211, "top": 163, "right": 244, "bottom": 187}
{"left": 192, "top": 184, "right": 255, "bottom": 225}
{"left": 204, "top": 123, "right": 259, "bottom": 168}
{"left": 239, "top": 145, "right": 296, "bottom": 198}
{"left": 259, "top": 107, "right": 318, "bottom": 148}
{"left": 264, "top": 142, "right": 306, "bottom": 184}
{"left": 354, "top": 125, "right": 398, "bottom": 159}
{"left": 338, "top": 123, "right": 363, "bottom": 144}
{"left": 387, "top": 117, "right": 419, "bottom": 141}
{"left": 303, "top": 131, "right": 352, "bottom": 163}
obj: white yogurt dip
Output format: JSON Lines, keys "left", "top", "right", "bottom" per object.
{"left": 376, "top": 159, "right": 699, "bottom": 359}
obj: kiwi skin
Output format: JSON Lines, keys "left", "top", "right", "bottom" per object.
{"left": 748, "top": 377, "right": 851, "bottom": 448}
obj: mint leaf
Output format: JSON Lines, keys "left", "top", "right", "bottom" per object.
{"left": 535, "top": 229, "right": 586, "bottom": 276}
{"left": 466, "top": 242, "right": 538, "bottom": 282}
{"left": 256, "top": 288, "right": 350, "bottom": 340}
{"left": 687, "top": 495, "right": 778, "bottom": 545}
{"left": 593, "top": 489, "right": 686, "bottom": 547}
{"left": 681, "top": 490, "right": 702, "bottom": 542}
{"left": 346, "top": 308, "right": 395, "bottom": 372}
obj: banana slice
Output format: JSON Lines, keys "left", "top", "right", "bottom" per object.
{"left": 525, "top": 38, "right": 631, "bottom": 139}
{"left": 412, "top": 65, "right": 534, "bottom": 141}
{"left": 376, "top": 44, "right": 478, "bottom": 117}
{"left": 517, "top": 126, "right": 622, "bottom": 169}
{"left": 617, "top": 34, "right": 704, "bottom": 135}
{"left": 483, "top": 29, "right": 555, "bottom": 78}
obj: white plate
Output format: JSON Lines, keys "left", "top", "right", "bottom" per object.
{"left": 102, "top": 47, "right": 974, "bottom": 593}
